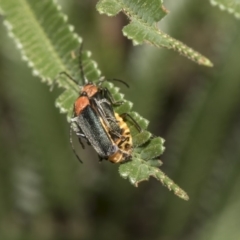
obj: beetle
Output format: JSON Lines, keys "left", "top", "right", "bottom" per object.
{"left": 82, "top": 80, "right": 142, "bottom": 140}
{"left": 70, "top": 91, "right": 132, "bottom": 163}
{"left": 58, "top": 44, "right": 141, "bottom": 163}
{"left": 67, "top": 47, "right": 141, "bottom": 137}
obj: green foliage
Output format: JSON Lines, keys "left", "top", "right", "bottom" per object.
{"left": 0, "top": 0, "right": 100, "bottom": 117}
{"left": 0, "top": 0, "right": 189, "bottom": 200}
{"left": 119, "top": 157, "right": 189, "bottom": 200}
{"left": 97, "top": 0, "right": 213, "bottom": 66}
{"left": 156, "top": 8, "right": 240, "bottom": 237}
{"left": 1, "top": 0, "right": 240, "bottom": 239}
{"left": 210, "top": 0, "right": 240, "bottom": 18}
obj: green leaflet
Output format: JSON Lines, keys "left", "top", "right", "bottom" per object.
{"left": 0, "top": 0, "right": 189, "bottom": 200}
{"left": 210, "top": 0, "right": 240, "bottom": 19}
{"left": 97, "top": 0, "right": 213, "bottom": 67}
{"left": 119, "top": 157, "right": 189, "bottom": 201}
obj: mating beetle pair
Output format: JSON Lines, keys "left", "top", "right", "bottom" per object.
{"left": 60, "top": 45, "right": 141, "bottom": 163}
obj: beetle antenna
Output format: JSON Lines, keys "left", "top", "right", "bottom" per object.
{"left": 70, "top": 124, "right": 83, "bottom": 163}
{"left": 99, "top": 78, "right": 130, "bottom": 88}
{"left": 111, "top": 78, "right": 130, "bottom": 88}
{"left": 51, "top": 71, "right": 79, "bottom": 91}
{"left": 79, "top": 43, "right": 88, "bottom": 85}
{"left": 60, "top": 72, "right": 79, "bottom": 84}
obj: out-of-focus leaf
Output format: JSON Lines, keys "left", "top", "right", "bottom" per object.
{"left": 97, "top": 0, "right": 213, "bottom": 66}
{"left": 210, "top": 0, "right": 240, "bottom": 19}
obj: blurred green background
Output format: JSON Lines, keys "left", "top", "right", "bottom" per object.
{"left": 1, "top": 0, "right": 240, "bottom": 239}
